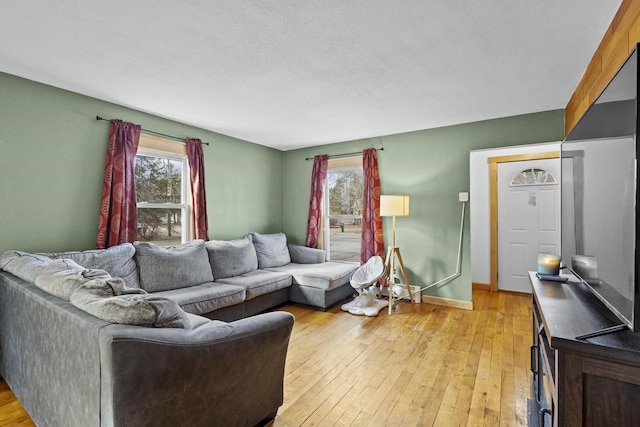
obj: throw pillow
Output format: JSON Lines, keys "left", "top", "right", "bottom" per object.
{"left": 205, "top": 237, "right": 258, "bottom": 279}
{"left": 43, "top": 243, "right": 140, "bottom": 289}
{"left": 33, "top": 259, "right": 90, "bottom": 301}
{"left": 133, "top": 240, "right": 214, "bottom": 292}
{"left": 70, "top": 277, "right": 193, "bottom": 329}
{"left": 0, "top": 251, "right": 52, "bottom": 282}
{"left": 249, "top": 232, "right": 291, "bottom": 269}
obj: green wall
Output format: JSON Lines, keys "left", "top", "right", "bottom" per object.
{"left": 0, "top": 73, "right": 283, "bottom": 254}
{"left": 282, "top": 110, "right": 565, "bottom": 303}
{"left": 0, "top": 70, "right": 565, "bottom": 303}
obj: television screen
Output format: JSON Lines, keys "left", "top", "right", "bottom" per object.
{"left": 562, "top": 46, "right": 638, "bottom": 330}
{"left": 561, "top": 136, "right": 636, "bottom": 325}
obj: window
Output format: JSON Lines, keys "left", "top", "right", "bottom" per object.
{"left": 324, "top": 156, "right": 363, "bottom": 261}
{"left": 511, "top": 167, "right": 557, "bottom": 186}
{"left": 135, "top": 135, "right": 190, "bottom": 246}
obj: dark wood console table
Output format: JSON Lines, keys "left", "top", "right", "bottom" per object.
{"left": 528, "top": 271, "right": 640, "bottom": 426}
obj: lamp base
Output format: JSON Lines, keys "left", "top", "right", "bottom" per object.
{"left": 385, "top": 245, "right": 415, "bottom": 314}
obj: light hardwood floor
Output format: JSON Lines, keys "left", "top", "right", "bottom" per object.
{"left": 0, "top": 290, "right": 531, "bottom": 426}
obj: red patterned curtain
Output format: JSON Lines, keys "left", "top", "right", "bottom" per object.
{"left": 186, "top": 138, "right": 209, "bottom": 240}
{"left": 305, "top": 154, "right": 328, "bottom": 248}
{"left": 96, "top": 120, "right": 141, "bottom": 249}
{"left": 361, "top": 148, "right": 384, "bottom": 263}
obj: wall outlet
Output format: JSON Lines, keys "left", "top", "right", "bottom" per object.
{"left": 459, "top": 192, "right": 469, "bottom": 202}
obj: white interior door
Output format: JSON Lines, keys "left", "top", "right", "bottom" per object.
{"left": 498, "top": 159, "right": 560, "bottom": 292}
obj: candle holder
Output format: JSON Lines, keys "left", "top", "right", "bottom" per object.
{"left": 538, "top": 253, "right": 561, "bottom": 276}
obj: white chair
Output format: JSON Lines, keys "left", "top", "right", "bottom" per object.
{"left": 341, "top": 256, "right": 389, "bottom": 316}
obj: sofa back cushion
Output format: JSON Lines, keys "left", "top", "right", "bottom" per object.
{"left": 249, "top": 232, "right": 291, "bottom": 269}
{"left": 134, "top": 240, "right": 213, "bottom": 292}
{"left": 43, "top": 243, "right": 140, "bottom": 289}
{"left": 205, "top": 237, "right": 258, "bottom": 279}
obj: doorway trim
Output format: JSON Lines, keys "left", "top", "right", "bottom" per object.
{"left": 488, "top": 151, "right": 559, "bottom": 291}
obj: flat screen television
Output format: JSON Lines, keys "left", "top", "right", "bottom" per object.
{"left": 561, "top": 44, "right": 639, "bottom": 332}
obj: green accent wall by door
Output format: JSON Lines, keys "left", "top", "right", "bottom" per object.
{"left": 0, "top": 73, "right": 283, "bottom": 254}
{"left": 282, "top": 111, "right": 564, "bottom": 303}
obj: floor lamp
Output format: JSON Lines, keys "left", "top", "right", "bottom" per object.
{"left": 380, "top": 194, "right": 414, "bottom": 314}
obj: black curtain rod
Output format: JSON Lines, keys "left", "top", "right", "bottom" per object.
{"left": 305, "top": 147, "right": 383, "bottom": 161}
{"left": 96, "top": 116, "right": 210, "bottom": 146}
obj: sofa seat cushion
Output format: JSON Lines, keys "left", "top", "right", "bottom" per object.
{"left": 205, "top": 237, "right": 258, "bottom": 279}
{"left": 265, "top": 262, "right": 358, "bottom": 291}
{"left": 152, "top": 282, "right": 246, "bottom": 316}
{"left": 185, "top": 313, "right": 215, "bottom": 329}
{"left": 134, "top": 240, "right": 213, "bottom": 292}
{"left": 215, "top": 270, "right": 292, "bottom": 301}
{"left": 42, "top": 243, "right": 140, "bottom": 289}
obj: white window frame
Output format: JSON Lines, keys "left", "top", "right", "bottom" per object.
{"left": 323, "top": 178, "right": 330, "bottom": 258}
{"left": 136, "top": 135, "right": 191, "bottom": 244}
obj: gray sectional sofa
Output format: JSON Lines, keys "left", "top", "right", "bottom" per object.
{"left": 0, "top": 232, "right": 358, "bottom": 427}
{"left": 131, "top": 232, "right": 358, "bottom": 321}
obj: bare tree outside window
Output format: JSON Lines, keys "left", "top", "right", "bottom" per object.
{"left": 135, "top": 153, "right": 187, "bottom": 245}
{"left": 329, "top": 170, "right": 363, "bottom": 216}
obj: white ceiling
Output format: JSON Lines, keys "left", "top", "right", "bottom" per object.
{"left": 0, "top": 1, "right": 622, "bottom": 150}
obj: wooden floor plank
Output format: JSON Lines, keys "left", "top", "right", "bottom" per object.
{"left": 500, "top": 294, "right": 516, "bottom": 427}
{"left": 0, "top": 290, "right": 532, "bottom": 427}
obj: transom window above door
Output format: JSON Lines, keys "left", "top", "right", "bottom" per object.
{"left": 510, "top": 168, "right": 557, "bottom": 186}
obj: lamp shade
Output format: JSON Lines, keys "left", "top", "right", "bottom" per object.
{"left": 380, "top": 195, "right": 410, "bottom": 217}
